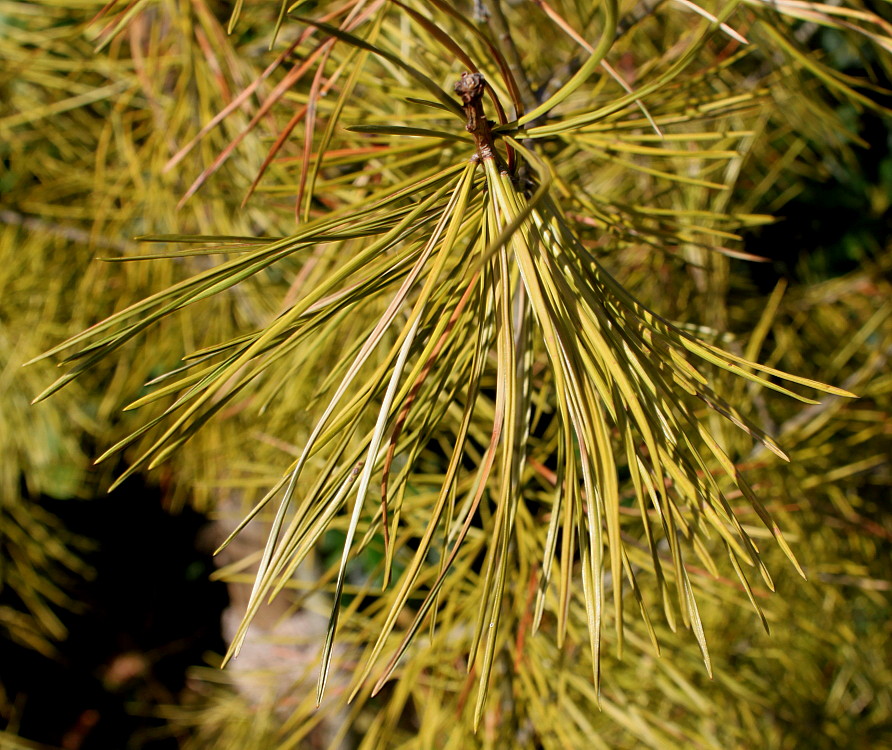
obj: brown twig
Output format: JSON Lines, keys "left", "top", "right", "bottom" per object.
{"left": 454, "top": 72, "right": 497, "bottom": 162}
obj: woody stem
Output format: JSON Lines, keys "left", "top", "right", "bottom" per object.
{"left": 454, "top": 72, "right": 497, "bottom": 162}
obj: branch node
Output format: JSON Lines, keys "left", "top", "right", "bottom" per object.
{"left": 455, "top": 72, "right": 496, "bottom": 162}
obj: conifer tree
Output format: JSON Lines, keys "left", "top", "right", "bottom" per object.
{"left": 3, "top": 0, "right": 891, "bottom": 746}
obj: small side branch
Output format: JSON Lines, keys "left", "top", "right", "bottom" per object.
{"left": 455, "top": 72, "right": 497, "bottom": 162}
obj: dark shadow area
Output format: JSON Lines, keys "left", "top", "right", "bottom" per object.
{"left": 742, "top": 48, "right": 892, "bottom": 292}
{"left": 1, "top": 478, "right": 228, "bottom": 749}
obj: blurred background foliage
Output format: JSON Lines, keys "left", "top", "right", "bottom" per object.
{"left": 1, "top": 0, "right": 890, "bottom": 748}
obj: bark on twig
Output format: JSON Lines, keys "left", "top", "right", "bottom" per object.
{"left": 454, "top": 72, "right": 497, "bottom": 162}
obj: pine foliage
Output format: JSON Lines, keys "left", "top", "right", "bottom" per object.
{"left": 3, "top": 0, "right": 891, "bottom": 746}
